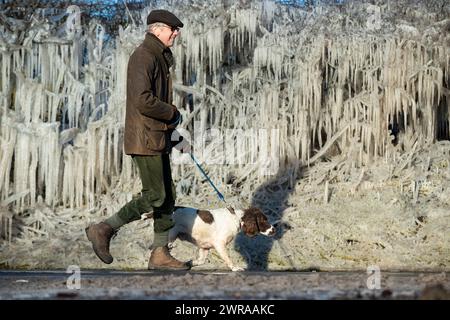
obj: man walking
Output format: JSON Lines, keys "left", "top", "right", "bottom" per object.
{"left": 86, "top": 9, "right": 190, "bottom": 270}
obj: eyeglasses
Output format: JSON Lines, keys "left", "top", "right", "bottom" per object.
{"left": 160, "top": 24, "right": 179, "bottom": 33}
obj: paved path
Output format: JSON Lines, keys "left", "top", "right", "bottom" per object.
{"left": 0, "top": 270, "right": 448, "bottom": 299}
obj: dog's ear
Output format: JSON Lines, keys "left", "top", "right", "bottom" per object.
{"left": 241, "top": 208, "right": 258, "bottom": 237}
{"left": 242, "top": 221, "right": 258, "bottom": 237}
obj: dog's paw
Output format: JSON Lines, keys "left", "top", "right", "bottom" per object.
{"left": 231, "top": 266, "right": 245, "bottom": 272}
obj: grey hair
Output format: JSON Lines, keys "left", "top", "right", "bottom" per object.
{"left": 148, "top": 22, "right": 169, "bottom": 34}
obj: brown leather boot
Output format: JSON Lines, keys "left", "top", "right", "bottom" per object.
{"left": 85, "top": 222, "right": 115, "bottom": 264}
{"left": 148, "top": 246, "right": 191, "bottom": 270}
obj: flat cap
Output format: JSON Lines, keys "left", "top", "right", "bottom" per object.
{"left": 147, "top": 9, "right": 184, "bottom": 28}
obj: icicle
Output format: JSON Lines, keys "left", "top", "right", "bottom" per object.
{"left": 0, "top": 117, "right": 17, "bottom": 201}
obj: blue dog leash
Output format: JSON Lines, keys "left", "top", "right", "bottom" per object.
{"left": 189, "top": 153, "right": 226, "bottom": 203}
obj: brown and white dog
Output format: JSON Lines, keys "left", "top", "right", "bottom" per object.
{"left": 167, "top": 206, "right": 276, "bottom": 271}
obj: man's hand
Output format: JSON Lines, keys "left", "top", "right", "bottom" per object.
{"left": 172, "top": 135, "right": 192, "bottom": 153}
{"left": 167, "top": 108, "right": 182, "bottom": 129}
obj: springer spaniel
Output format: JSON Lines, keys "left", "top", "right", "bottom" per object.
{"left": 167, "top": 206, "right": 276, "bottom": 271}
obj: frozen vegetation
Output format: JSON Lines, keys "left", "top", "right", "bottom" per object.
{"left": 0, "top": 0, "right": 449, "bottom": 271}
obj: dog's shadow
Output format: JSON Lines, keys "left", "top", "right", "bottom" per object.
{"left": 233, "top": 162, "right": 301, "bottom": 271}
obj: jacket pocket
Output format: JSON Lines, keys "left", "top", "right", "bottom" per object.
{"left": 146, "top": 130, "right": 167, "bottom": 152}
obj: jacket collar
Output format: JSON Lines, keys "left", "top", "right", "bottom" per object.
{"left": 143, "top": 32, "right": 174, "bottom": 68}
{"left": 143, "top": 32, "right": 166, "bottom": 53}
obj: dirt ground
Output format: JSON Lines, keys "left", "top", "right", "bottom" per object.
{"left": 0, "top": 270, "right": 448, "bottom": 300}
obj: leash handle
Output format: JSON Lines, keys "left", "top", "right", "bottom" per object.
{"left": 190, "top": 153, "right": 226, "bottom": 203}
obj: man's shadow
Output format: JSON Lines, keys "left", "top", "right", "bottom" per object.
{"left": 233, "top": 160, "right": 302, "bottom": 271}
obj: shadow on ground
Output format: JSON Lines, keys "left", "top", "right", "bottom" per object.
{"left": 234, "top": 160, "right": 302, "bottom": 271}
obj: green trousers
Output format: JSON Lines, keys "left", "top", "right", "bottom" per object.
{"left": 106, "top": 154, "right": 176, "bottom": 247}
